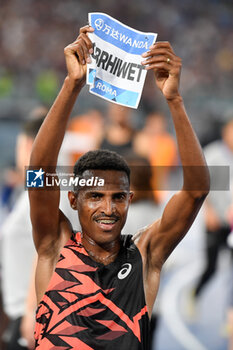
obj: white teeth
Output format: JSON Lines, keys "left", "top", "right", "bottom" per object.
{"left": 97, "top": 219, "right": 115, "bottom": 224}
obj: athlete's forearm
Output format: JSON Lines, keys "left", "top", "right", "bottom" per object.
{"left": 167, "top": 96, "right": 210, "bottom": 197}
{"left": 30, "top": 77, "right": 83, "bottom": 169}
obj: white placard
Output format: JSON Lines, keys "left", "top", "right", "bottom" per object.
{"left": 87, "top": 13, "right": 157, "bottom": 109}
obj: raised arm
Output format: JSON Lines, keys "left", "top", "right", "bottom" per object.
{"left": 139, "top": 42, "right": 210, "bottom": 270}
{"left": 29, "top": 26, "right": 94, "bottom": 256}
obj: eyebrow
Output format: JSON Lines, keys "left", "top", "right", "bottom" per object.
{"left": 85, "top": 190, "right": 128, "bottom": 196}
{"left": 86, "top": 191, "right": 104, "bottom": 196}
{"left": 113, "top": 191, "right": 128, "bottom": 196}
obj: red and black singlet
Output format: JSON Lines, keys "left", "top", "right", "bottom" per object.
{"left": 35, "top": 232, "right": 150, "bottom": 349}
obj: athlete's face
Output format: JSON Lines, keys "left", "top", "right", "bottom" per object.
{"left": 68, "top": 169, "right": 133, "bottom": 245}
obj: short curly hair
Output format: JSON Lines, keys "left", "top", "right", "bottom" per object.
{"left": 73, "top": 149, "right": 130, "bottom": 183}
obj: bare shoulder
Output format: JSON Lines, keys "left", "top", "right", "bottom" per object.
{"left": 134, "top": 220, "right": 160, "bottom": 259}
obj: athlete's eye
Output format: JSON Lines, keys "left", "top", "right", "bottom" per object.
{"left": 113, "top": 193, "right": 127, "bottom": 201}
{"left": 90, "top": 192, "right": 102, "bottom": 199}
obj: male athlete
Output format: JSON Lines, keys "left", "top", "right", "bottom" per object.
{"left": 29, "top": 26, "right": 210, "bottom": 349}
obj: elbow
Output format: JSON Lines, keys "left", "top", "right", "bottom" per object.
{"left": 184, "top": 175, "right": 210, "bottom": 201}
{"left": 200, "top": 171, "right": 211, "bottom": 199}
{"left": 196, "top": 177, "right": 210, "bottom": 199}
{"left": 196, "top": 189, "right": 209, "bottom": 201}
{"left": 184, "top": 189, "right": 209, "bottom": 207}
{"left": 190, "top": 183, "right": 210, "bottom": 202}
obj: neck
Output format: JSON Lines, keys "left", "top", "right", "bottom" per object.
{"left": 81, "top": 233, "right": 121, "bottom": 265}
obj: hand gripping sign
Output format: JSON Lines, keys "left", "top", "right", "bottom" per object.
{"left": 87, "top": 13, "right": 157, "bottom": 109}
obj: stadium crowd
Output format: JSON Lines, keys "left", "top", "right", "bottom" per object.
{"left": 1, "top": 0, "right": 233, "bottom": 143}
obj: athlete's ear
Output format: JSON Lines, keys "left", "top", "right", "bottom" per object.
{"left": 68, "top": 191, "right": 77, "bottom": 210}
{"left": 129, "top": 191, "right": 134, "bottom": 203}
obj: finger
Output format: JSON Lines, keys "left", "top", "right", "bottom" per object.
{"left": 150, "top": 41, "right": 174, "bottom": 51}
{"left": 142, "top": 48, "right": 174, "bottom": 60}
{"left": 142, "top": 43, "right": 174, "bottom": 58}
{"left": 142, "top": 53, "right": 174, "bottom": 66}
{"left": 67, "top": 41, "right": 86, "bottom": 65}
{"left": 77, "top": 37, "right": 92, "bottom": 64}
{"left": 142, "top": 48, "right": 174, "bottom": 57}
{"left": 73, "top": 27, "right": 94, "bottom": 59}
{"left": 79, "top": 25, "right": 95, "bottom": 34}
{"left": 75, "top": 41, "right": 86, "bottom": 65}
{"left": 71, "top": 36, "right": 92, "bottom": 65}
{"left": 145, "top": 62, "right": 172, "bottom": 71}
{"left": 79, "top": 33, "right": 93, "bottom": 55}
{"left": 145, "top": 59, "right": 181, "bottom": 72}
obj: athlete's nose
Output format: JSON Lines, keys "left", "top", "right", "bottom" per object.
{"left": 102, "top": 197, "right": 115, "bottom": 216}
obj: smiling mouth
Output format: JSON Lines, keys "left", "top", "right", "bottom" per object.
{"left": 96, "top": 218, "right": 118, "bottom": 224}
{"left": 94, "top": 217, "right": 119, "bottom": 230}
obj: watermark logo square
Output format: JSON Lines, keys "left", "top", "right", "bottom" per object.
{"left": 26, "top": 168, "right": 45, "bottom": 188}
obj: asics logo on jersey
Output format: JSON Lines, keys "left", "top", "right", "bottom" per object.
{"left": 118, "top": 263, "right": 132, "bottom": 279}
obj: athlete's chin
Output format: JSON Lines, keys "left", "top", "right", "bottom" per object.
{"left": 93, "top": 224, "right": 121, "bottom": 242}
{"left": 97, "top": 227, "right": 120, "bottom": 238}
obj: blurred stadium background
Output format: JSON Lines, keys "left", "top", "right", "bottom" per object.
{"left": 0, "top": 1, "right": 233, "bottom": 349}
{"left": 1, "top": 0, "right": 233, "bottom": 169}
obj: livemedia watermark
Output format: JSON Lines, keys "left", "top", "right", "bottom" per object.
{"left": 25, "top": 165, "right": 230, "bottom": 191}
{"left": 25, "top": 167, "right": 105, "bottom": 190}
